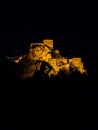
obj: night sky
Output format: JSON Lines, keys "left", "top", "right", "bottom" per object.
{"left": 0, "top": 3, "right": 98, "bottom": 57}
{"left": 0, "top": 3, "right": 98, "bottom": 130}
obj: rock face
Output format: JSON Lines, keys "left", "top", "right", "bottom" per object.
{"left": 15, "top": 39, "right": 87, "bottom": 80}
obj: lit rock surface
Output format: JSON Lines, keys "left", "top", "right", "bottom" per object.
{"left": 15, "top": 39, "right": 87, "bottom": 80}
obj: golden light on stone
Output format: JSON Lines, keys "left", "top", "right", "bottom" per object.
{"left": 15, "top": 39, "right": 87, "bottom": 80}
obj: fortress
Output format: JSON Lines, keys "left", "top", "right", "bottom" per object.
{"left": 15, "top": 39, "right": 87, "bottom": 80}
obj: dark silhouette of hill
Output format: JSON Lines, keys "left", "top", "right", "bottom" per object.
{"left": 0, "top": 59, "right": 88, "bottom": 88}
{"left": 0, "top": 53, "right": 98, "bottom": 130}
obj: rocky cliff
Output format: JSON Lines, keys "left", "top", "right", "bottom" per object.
{"left": 15, "top": 39, "right": 87, "bottom": 80}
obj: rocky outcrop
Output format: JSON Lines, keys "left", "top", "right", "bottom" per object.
{"left": 15, "top": 39, "right": 87, "bottom": 80}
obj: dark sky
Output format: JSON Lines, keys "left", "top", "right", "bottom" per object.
{"left": 0, "top": 3, "right": 98, "bottom": 56}
{"left": 0, "top": 3, "right": 98, "bottom": 130}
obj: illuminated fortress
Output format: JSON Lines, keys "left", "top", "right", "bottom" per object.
{"left": 15, "top": 39, "right": 87, "bottom": 80}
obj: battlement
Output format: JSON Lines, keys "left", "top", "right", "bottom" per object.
{"left": 29, "top": 39, "right": 53, "bottom": 49}
{"left": 30, "top": 43, "right": 44, "bottom": 48}
{"left": 43, "top": 39, "right": 53, "bottom": 49}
